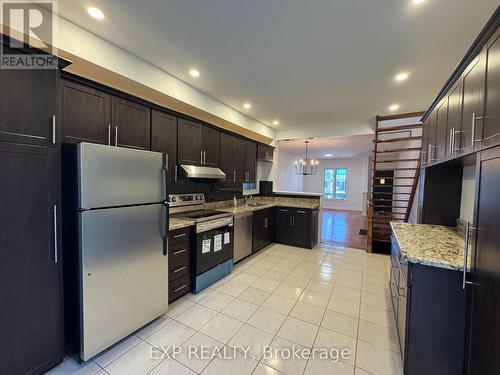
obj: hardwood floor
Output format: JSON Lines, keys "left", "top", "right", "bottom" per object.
{"left": 321, "top": 209, "right": 368, "bottom": 250}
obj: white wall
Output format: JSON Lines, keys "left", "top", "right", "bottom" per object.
{"left": 275, "top": 149, "right": 305, "bottom": 192}
{"left": 460, "top": 165, "right": 476, "bottom": 223}
{"left": 301, "top": 157, "right": 369, "bottom": 212}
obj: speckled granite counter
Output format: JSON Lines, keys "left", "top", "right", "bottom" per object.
{"left": 169, "top": 218, "right": 195, "bottom": 231}
{"left": 390, "top": 222, "right": 468, "bottom": 271}
{"left": 212, "top": 196, "right": 321, "bottom": 215}
{"left": 218, "top": 204, "right": 275, "bottom": 215}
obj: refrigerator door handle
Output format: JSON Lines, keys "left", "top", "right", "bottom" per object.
{"left": 162, "top": 203, "right": 168, "bottom": 256}
{"left": 162, "top": 153, "right": 168, "bottom": 200}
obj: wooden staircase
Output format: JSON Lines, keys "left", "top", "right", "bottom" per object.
{"left": 368, "top": 111, "right": 424, "bottom": 253}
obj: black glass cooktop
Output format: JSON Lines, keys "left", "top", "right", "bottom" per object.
{"left": 174, "top": 209, "right": 225, "bottom": 219}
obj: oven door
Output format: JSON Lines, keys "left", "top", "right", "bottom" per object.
{"left": 195, "top": 223, "right": 234, "bottom": 276}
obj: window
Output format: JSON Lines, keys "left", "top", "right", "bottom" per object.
{"left": 323, "top": 168, "right": 347, "bottom": 200}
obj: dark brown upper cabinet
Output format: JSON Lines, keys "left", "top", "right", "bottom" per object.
{"left": 423, "top": 111, "right": 438, "bottom": 164}
{"left": 220, "top": 133, "right": 234, "bottom": 180}
{"left": 245, "top": 141, "right": 257, "bottom": 183}
{"left": 460, "top": 53, "right": 485, "bottom": 152}
{"left": 435, "top": 99, "right": 448, "bottom": 161}
{"left": 151, "top": 110, "right": 178, "bottom": 180}
{"left": 446, "top": 81, "right": 462, "bottom": 156}
{"left": 482, "top": 29, "right": 500, "bottom": 148}
{"left": 111, "top": 97, "right": 151, "bottom": 150}
{"left": 62, "top": 80, "right": 150, "bottom": 150}
{"left": 257, "top": 144, "right": 274, "bottom": 162}
{"left": 0, "top": 64, "right": 57, "bottom": 146}
{"left": 233, "top": 137, "right": 247, "bottom": 182}
{"left": 177, "top": 119, "right": 202, "bottom": 165}
{"left": 201, "top": 126, "right": 220, "bottom": 167}
{"left": 219, "top": 133, "right": 246, "bottom": 182}
{"left": 178, "top": 119, "right": 220, "bottom": 167}
{"left": 62, "top": 80, "right": 111, "bottom": 145}
{"left": 421, "top": 117, "right": 430, "bottom": 164}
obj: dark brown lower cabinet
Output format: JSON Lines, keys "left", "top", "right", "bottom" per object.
{"left": 466, "top": 146, "right": 500, "bottom": 374}
{"left": 252, "top": 207, "right": 275, "bottom": 252}
{"left": 168, "top": 226, "right": 192, "bottom": 303}
{"left": 0, "top": 143, "right": 63, "bottom": 375}
{"left": 390, "top": 236, "right": 467, "bottom": 375}
{"left": 275, "top": 207, "right": 318, "bottom": 249}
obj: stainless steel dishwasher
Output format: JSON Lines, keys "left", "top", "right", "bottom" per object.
{"left": 233, "top": 211, "right": 253, "bottom": 263}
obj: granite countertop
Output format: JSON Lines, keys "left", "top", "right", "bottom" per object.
{"left": 218, "top": 204, "right": 275, "bottom": 215}
{"left": 390, "top": 222, "right": 469, "bottom": 271}
{"left": 218, "top": 201, "right": 320, "bottom": 215}
{"left": 169, "top": 217, "right": 195, "bottom": 231}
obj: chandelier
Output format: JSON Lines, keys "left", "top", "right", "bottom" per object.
{"left": 294, "top": 141, "right": 319, "bottom": 175}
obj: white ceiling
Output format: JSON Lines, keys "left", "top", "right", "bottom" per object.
{"left": 58, "top": 0, "right": 498, "bottom": 135}
{"left": 278, "top": 135, "right": 374, "bottom": 159}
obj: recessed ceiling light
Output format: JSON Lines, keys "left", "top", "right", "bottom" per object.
{"left": 395, "top": 72, "right": 409, "bottom": 82}
{"left": 189, "top": 69, "right": 200, "bottom": 78}
{"left": 412, "top": 0, "right": 425, "bottom": 4}
{"left": 243, "top": 103, "right": 251, "bottom": 109}
{"left": 272, "top": 120, "right": 280, "bottom": 125}
{"left": 324, "top": 154, "right": 333, "bottom": 157}
{"left": 389, "top": 104, "right": 400, "bottom": 112}
{"left": 87, "top": 7, "right": 104, "bottom": 20}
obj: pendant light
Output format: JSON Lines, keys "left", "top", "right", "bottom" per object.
{"left": 294, "top": 141, "right": 319, "bottom": 175}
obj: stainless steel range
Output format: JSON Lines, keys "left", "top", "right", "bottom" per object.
{"left": 169, "top": 194, "right": 234, "bottom": 292}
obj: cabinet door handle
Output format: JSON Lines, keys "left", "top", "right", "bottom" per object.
{"left": 292, "top": 216, "right": 295, "bottom": 226}
{"left": 51, "top": 115, "right": 56, "bottom": 144}
{"left": 108, "top": 124, "right": 111, "bottom": 146}
{"left": 471, "top": 113, "right": 487, "bottom": 147}
{"left": 264, "top": 217, "right": 268, "bottom": 228}
{"left": 115, "top": 126, "right": 118, "bottom": 147}
{"left": 173, "top": 233, "right": 187, "bottom": 239}
{"left": 174, "top": 266, "right": 187, "bottom": 273}
{"left": 280, "top": 209, "right": 288, "bottom": 212}
{"left": 174, "top": 165, "right": 178, "bottom": 182}
{"left": 233, "top": 171, "right": 236, "bottom": 182}
{"left": 463, "top": 221, "right": 470, "bottom": 290}
{"left": 297, "top": 210, "right": 306, "bottom": 214}
{"left": 174, "top": 284, "right": 188, "bottom": 293}
{"left": 449, "top": 128, "right": 453, "bottom": 155}
{"left": 162, "top": 153, "right": 168, "bottom": 200}
{"left": 173, "top": 249, "right": 187, "bottom": 255}
{"left": 200, "top": 150, "right": 203, "bottom": 164}
{"left": 53, "top": 205, "right": 58, "bottom": 263}
{"left": 289, "top": 216, "right": 292, "bottom": 226}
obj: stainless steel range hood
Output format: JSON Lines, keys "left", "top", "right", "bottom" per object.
{"left": 180, "top": 164, "right": 226, "bottom": 179}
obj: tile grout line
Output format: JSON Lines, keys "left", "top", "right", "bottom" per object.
{"left": 87, "top": 244, "right": 379, "bottom": 375}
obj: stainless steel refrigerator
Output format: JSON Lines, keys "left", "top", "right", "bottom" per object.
{"left": 62, "top": 142, "right": 168, "bottom": 361}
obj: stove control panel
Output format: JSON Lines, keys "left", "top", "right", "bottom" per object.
{"left": 168, "top": 193, "right": 205, "bottom": 207}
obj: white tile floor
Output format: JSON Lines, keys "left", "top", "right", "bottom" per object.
{"left": 46, "top": 243, "right": 403, "bottom": 375}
